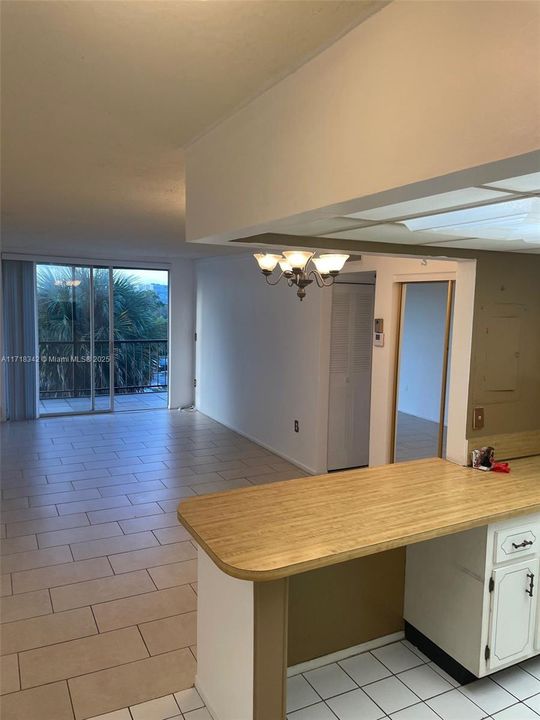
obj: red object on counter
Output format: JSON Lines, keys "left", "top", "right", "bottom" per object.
{"left": 491, "top": 462, "right": 511, "bottom": 473}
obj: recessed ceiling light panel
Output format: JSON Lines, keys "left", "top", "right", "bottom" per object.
{"left": 400, "top": 197, "right": 540, "bottom": 244}
{"left": 343, "top": 187, "right": 512, "bottom": 222}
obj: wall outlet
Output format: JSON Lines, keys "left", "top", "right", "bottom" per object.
{"left": 473, "top": 407, "right": 485, "bottom": 430}
{"left": 294, "top": 420, "right": 299, "bottom": 433}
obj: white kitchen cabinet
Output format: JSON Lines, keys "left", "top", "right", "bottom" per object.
{"left": 404, "top": 512, "right": 540, "bottom": 680}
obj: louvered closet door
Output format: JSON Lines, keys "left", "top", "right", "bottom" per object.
{"left": 327, "top": 283, "right": 375, "bottom": 471}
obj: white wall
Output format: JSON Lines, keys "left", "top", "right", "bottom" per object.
{"left": 397, "top": 283, "right": 449, "bottom": 423}
{"left": 186, "top": 1, "right": 540, "bottom": 242}
{"left": 195, "top": 253, "right": 473, "bottom": 473}
{"left": 168, "top": 257, "right": 196, "bottom": 410}
{"left": 196, "top": 254, "right": 329, "bottom": 474}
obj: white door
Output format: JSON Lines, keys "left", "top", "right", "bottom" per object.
{"left": 327, "top": 282, "right": 374, "bottom": 471}
{"left": 488, "top": 558, "right": 538, "bottom": 670}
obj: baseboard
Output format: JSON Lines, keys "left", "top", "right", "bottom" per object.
{"left": 287, "top": 631, "right": 405, "bottom": 677}
{"left": 194, "top": 409, "right": 317, "bottom": 476}
{"left": 405, "top": 621, "right": 477, "bottom": 685}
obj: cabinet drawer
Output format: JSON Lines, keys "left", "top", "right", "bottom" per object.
{"left": 494, "top": 524, "right": 540, "bottom": 564}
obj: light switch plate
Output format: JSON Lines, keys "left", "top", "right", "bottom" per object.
{"left": 473, "top": 407, "right": 485, "bottom": 430}
{"left": 374, "top": 332, "right": 384, "bottom": 347}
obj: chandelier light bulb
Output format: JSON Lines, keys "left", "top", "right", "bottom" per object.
{"left": 319, "top": 254, "right": 350, "bottom": 273}
{"left": 253, "top": 253, "right": 281, "bottom": 272}
{"left": 282, "top": 250, "right": 314, "bottom": 271}
{"left": 278, "top": 258, "right": 293, "bottom": 273}
{"left": 312, "top": 257, "right": 332, "bottom": 276}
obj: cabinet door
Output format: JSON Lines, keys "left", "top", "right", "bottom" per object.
{"left": 489, "top": 558, "right": 538, "bottom": 671}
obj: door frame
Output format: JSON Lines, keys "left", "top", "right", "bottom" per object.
{"left": 390, "top": 279, "right": 455, "bottom": 463}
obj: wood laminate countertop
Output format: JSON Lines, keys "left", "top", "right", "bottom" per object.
{"left": 177, "top": 456, "right": 540, "bottom": 581}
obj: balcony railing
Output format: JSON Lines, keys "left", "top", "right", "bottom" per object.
{"left": 38, "top": 339, "right": 168, "bottom": 399}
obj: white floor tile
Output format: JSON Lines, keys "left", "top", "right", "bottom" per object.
{"left": 287, "top": 702, "right": 338, "bottom": 720}
{"left": 326, "top": 688, "right": 385, "bottom": 720}
{"left": 460, "top": 678, "right": 517, "bottom": 715}
{"left": 304, "top": 663, "right": 357, "bottom": 699}
{"left": 339, "top": 652, "right": 391, "bottom": 686}
{"left": 390, "top": 702, "right": 442, "bottom": 720}
{"left": 398, "top": 664, "right": 454, "bottom": 699}
{"left": 184, "top": 709, "right": 212, "bottom": 720}
{"left": 287, "top": 674, "right": 321, "bottom": 712}
{"left": 427, "top": 688, "right": 486, "bottom": 720}
{"left": 427, "top": 662, "right": 460, "bottom": 688}
{"left": 130, "top": 694, "right": 180, "bottom": 720}
{"left": 493, "top": 666, "right": 540, "bottom": 701}
{"left": 492, "top": 703, "right": 539, "bottom": 719}
{"left": 524, "top": 693, "right": 540, "bottom": 714}
{"left": 363, "top": 676, "right": 420, "bottom": 715}
{"left": 372, "top": 643, "right": 425, "bottom": 674}
{"left": 521, "top": 656, "right": 540, "bottom": 681}
{"left": 401, "top": 640, "right": 430, "bottom": 663}
{"left": 175, "top": 687, "right": 204, "bottom": 713}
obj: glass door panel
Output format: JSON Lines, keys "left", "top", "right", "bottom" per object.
{"left": 37, "top": 264, "right": 92, "bottom": 414}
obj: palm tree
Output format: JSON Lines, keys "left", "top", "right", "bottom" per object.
{"left": 37, "top": 265, "right": 168, "bottom": 399}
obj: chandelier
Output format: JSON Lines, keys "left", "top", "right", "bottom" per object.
{"left": 253, "top": 251, "right": 350, "bottom": 301}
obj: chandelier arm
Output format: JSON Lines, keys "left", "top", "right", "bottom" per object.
{"left": 264, "top": 272, "right": 285, "bottom": 287}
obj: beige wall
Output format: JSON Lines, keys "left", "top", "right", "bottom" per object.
{"left": 186, "top": 0, "right": 540, "bottom": 242}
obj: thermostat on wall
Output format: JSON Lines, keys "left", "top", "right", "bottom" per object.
{"left": 374, "top": 332, "right": 384, "bottom": 347}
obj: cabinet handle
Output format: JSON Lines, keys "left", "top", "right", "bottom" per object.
{"left": 526, "top": 573, "right": 535, "bottom": 598}
{"left": 512, "top": 539, "right": 533, "bottom": 549}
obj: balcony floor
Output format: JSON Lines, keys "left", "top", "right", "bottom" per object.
{"left": 39, "top": 391, "right": 168, "bottom": 415}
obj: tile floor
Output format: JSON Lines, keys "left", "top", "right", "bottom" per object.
{"left": 286, "top": 640, "right": 540, "bottom": 720}
{"left": 0, "top": 409, "right": 304, "bottom": 719}
{"left": 2, "top": 410, "right": 539, "bottom": 720}
{"left": 395, "top": 412, "right": 447, "bottom": 463}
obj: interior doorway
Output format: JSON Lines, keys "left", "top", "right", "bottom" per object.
{"left": 392, "top": 281, "right": 454, "bottom": 463}
{"left": 327, "top": 272, "right": 375, "bottom": 471}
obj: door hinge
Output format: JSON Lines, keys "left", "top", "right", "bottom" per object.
{"left": 194, "top": 332, "right": 197, "bottom": 342}
{"left": 193, "top": 378, "right": 197, "bottom": 388}
{"left": 489, "top": 576, "right": 494, "bottom": 592}
{"left": 484, "top": 644, "right": 490, "bottom": 661}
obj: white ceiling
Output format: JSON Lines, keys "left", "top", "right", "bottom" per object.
{"left": 0, "top": 0, "right": 385, "bottom": 261}
{"left": 294, "top": 173, "right": 540, "bottom": 254}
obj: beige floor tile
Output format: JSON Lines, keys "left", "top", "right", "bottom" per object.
{"left": 0, "top": 653, "right": 20, "bottom": 694}
{"left": 0, "top": 680, "right": 74, "bottom": 720}
{"left": 1, "top": 606, "right": 97, "bottom": 654}
{"left": 93, "top": 585, "right": 196, "bottom": 632}
{"left": 152, "top": 525, "right": 192, "bottom": 545}
{"left": 6, "top": 513, "right": 90, "bottom": 538}
{"left": 174, "top": 687, "right": 204, "bottom": 713}
{"left": 0, "top": 497, "right": 29, "bottom": 511}
{"left": 130, "top": 694, "right": 180, "bottom": 720}
{"left": 108, "top": 541, "right": 197, "bottom": 574}
{"left": 127, "top": 488, "right": 195, "bottom": 505}
{"left": 87, "top": 502, "right": 163, "bottom": 525}
{"left": 148, "top": 559, "right": 197, "bottom": 590}
{"left": 0, "top": 574, "right": 12, "bottom": 596}
{"left": 0, "top": 588, "right": 52, "bottom": 623}
{"left": 87, "top": 710, "right": 132, "bottom": 720}
{"left": 0, "top": 545, "right": 73, "bottom": 574}
{"left": 51, "top": 569, "right": 155, "bottom": 611}
{"left": 0, "top": 505, "right": 58, "bottom": 525}
{"left": 140, "top": 611, "right": 197, "bottom": 655}
{"left": 119, "top": 512, "right": 178, "bottom": 534}
{"left": 0, "top": 535, "right": 38, "bottom": 555}
{"left": 69, "top": 648, "right": 196, "bottom": 720}
{"left": 30, "top": 489, "right": 101, "bottom": 507}
{"left": 57, "top": 496, "right": 131, "bottom": 516}
{"left": 38, "top": 522, "right": 122, "bottom": 548}
{"left": 19, "top": 626, "right": 148, "bottom": 688}
{"left": 12, "top": 556, "right": 113, "bottom": 594}
{"left": 71, "top": 531, "right": 159, "bottom": 561}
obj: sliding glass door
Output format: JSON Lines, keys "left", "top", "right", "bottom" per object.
{"left": 36, "top": 263, "right": 168, "bottom": 416}
{"left": 37, "top": 264, "right": 113, "bottom": 415}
